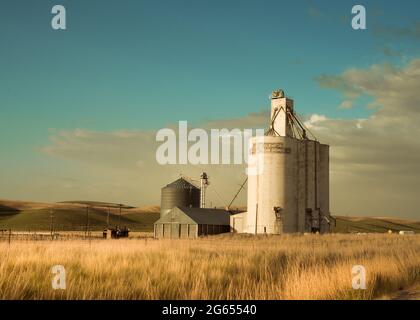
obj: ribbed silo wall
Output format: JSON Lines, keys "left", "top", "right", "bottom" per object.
{"left": 160, "top": 184, "right": 200, "bottom": 218}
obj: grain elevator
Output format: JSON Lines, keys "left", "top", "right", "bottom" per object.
{"left": 237, "top": 89, "right": 331, "bottom": 234}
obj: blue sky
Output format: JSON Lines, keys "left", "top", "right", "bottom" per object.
{"left": 1, "top": 1, "right": 418, "bottom": 136}
{"left": 1, "top": 1, "right": 420, "bottom": 215}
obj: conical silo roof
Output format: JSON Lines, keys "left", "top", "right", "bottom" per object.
{"left": 165, "top": 178, "right": 200, "bottom": 190}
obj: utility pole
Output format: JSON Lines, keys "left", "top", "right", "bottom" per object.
{"left": 255, "top": 204, "right": 258, "bottom": 235}
{"left": 85, "top": 206, "right": 90, "bottom": 239}
{"left": 50, "top": 209, "right": 55, "bottom": 240}
{"left": 118, "top": 204, "right": 122, "bottom": 227}
{"left": 107, "top": 206, "right": 110, "bottom": 229}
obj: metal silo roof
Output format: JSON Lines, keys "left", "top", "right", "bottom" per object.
{"left": 164, "top": 178, "right": 200, "bottom": 189}
{"left": 155, "top": 207, "right": 231, "bottom": 225}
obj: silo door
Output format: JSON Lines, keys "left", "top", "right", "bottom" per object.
{"left": 171, "top": 223, "right": 180, "bottom": 239}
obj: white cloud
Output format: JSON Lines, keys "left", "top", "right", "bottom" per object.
{"left": 338, "top": 100, "right": 353, "bottom": 109}
{"left": 304, "top": 114, "right": 328, "bottom": 130}
{"left": 314, "top": 59, "right": 420, "bottom": 218}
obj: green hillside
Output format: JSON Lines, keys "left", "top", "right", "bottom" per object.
{"left": 332, "top": 216, "right": 420, "bottom": 234}
{"left": 0, "top": 200, "right": 159, "bottom": 232}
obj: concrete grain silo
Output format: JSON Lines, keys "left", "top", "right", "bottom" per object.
{"left": 160, "top": 178, "right": 201, "bottom": 217}
{"left": 244, "top": 89, "right": 331, "bottom": 234}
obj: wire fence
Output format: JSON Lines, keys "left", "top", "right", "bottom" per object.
{"left": 0, "top": 229, "right": 104, "bottom": 242}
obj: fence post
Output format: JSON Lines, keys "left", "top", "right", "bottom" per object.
{"left": 8, "top": 229, "right": 11, "bottom": 244}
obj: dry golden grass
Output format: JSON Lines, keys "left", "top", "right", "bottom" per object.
{"left": 0, "top": 234, "right": 419, "bottom": 300}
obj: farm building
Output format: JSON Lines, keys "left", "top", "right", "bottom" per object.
{"left": 230, "top": 211, "right": 246, "bottom": 233}
{"left": 154, "top": 206, "right": 231, "bottom": 239}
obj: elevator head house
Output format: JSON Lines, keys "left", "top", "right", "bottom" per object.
{"left": 154, "top": 207, "right": 231, "bottom": 239}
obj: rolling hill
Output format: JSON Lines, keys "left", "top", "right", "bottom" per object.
{"left": 1, "top": 199, "right": 419, "bottom": 233}
{"left": 0, "top": 199, "right": 159, "bottom": 232}
{"left": 332, "top": 216, "right": 420, "bottom": 234}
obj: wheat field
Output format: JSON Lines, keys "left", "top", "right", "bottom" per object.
{"left": 0, "top": 234, "right": 419, "bottom": 300}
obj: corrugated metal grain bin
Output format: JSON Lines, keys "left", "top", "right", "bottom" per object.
{"left": 160, "top": 178, "right": 200, "bottom": 218}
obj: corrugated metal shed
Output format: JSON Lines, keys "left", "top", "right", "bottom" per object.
{"left": 154, "top": 207, "right": 231, "bottom": 239}
{"left": 176, "top": 207, "right": 230, "bottom": 225}
{"left": 230, "top": 211, "right": 246, "bottom": 233}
